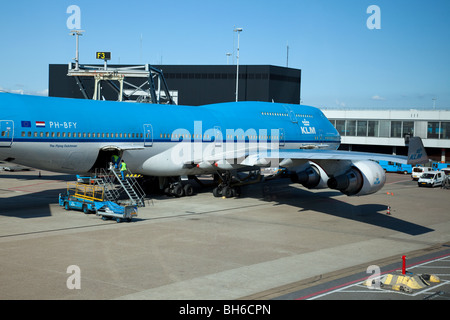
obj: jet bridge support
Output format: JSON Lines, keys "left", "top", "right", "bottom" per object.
{"left": 67, "top": 63, "right": 175, "bottom": 104}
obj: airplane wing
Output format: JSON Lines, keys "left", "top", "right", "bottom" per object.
{"left": 201, "top": 137, "right": 427, "bottom": 168}
{"left": 185, "top": 137, "right": 428, "bottom": 197}
{"left": 251, "top": 149, "right": 409, "bottom": 165}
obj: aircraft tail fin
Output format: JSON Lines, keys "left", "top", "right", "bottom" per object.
{"left": 407, "top": 137, "right": 429, "bottom": 165}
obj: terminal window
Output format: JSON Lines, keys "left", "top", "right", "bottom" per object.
{"left": 442, "top": 122, "right": 450, "bottom": 139}
{"left": 391, "top": 121, "right": 402, "bottom": 138}
{"left": 357, "top": 120, "right": 368, "bottom": 136}
{"left": 367, "top": 121, "right": 379, "bottom": 137}
{"left": 347, "top": 120, "right": 356, "bottom": 136}
{"left": 403, "top": 121, "right": 414, "bottom": 136}
{"left": 427, "top": 122, "right": 440, "bottom": 139}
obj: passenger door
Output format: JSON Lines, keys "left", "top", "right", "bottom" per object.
{"left": 0, "top": 120, "right": 14, "bottom": 147}
{"left": 143, "top": 124, "right": 153, "bottom": 147}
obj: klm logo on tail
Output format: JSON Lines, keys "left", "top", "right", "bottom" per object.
{"left": 407, "top": 138, "right": 428, "bottom": 165}
{"left": 409, "top": 148, "right": 423, "bottom": 161}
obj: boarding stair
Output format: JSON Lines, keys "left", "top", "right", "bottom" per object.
{"left": 94, "top": 167, "right": 146, "bottom": 207}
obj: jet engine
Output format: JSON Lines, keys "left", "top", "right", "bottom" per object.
{"left": 291, "top": 162, "right": 329, "bottom": 189}
{"left": 326, "top": 160, "right": 385, "bottom": 196}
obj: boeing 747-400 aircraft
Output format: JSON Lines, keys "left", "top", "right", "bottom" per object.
{"left": 0, "top": 92, "right": 427, "bottom": 197}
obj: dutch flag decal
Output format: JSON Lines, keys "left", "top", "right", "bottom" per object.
{"left": 36, "top": 121, "right": 45, "bottom": 128}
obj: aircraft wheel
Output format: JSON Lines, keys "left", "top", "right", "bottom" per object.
{"left": 173, "top": 184, "right": 184, "bottom": 197}
{"left": 212, "top": 187, "right": 221, "bottom": 197}
{"left": 222, "top": 186, "right": 232, "bottom": 198}
{"left": 184, "top": 184, "right": 194, "bottom": 196}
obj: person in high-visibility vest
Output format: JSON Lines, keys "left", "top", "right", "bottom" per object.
{"left": 120, "top": 160, "right": 127, "bottom": 180}
{"left": 111, "top": 154, "right": 120, "bottom": 169}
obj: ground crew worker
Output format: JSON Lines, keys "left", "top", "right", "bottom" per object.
{"left": 120, "top": 160, "right": 127, "bottom": 180}
{"left": 111, "top": 154, "right": 120, "bottom": 169}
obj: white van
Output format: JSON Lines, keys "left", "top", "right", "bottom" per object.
{"left": 412, "top": 166, "right": 432, "bottom": 180}
{"left": 418, "top": 171, "right": 444, "bottom": 187}
{"left": 440, "top": 168, "right": 450, "bottom": 176}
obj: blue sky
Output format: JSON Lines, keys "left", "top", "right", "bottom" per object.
{"left": 0, "top": 0, "right": 449, "bottom": 109}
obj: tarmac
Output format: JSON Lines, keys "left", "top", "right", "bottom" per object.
{"left": 1, "top": 168, "right": 449, "bottom": 301}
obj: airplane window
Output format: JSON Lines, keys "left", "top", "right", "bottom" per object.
{"left": 28, "top": 132, "right": 31, "bottom": 137}
{"left": 57, "top": 132, "right": 61, "bottom": 138}
{"left": 45, "top": 132, "right": 49, "bottom": 137}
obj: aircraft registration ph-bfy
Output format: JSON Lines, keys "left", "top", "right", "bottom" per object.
{"left": 0, "top": 92, "right": 427, "bottom": 197}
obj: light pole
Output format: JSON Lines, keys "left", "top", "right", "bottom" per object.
{"left": 69, "top": 30, "right": 84, "bottom": 70}
{"left": 234, "top": 27, "right": 243, "bottom": 102}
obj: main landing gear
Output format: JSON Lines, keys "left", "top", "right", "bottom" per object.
{"left": 213, "top": 184, "right": 242, "bottom": 198}
{"left": 165, "top": 182, "right": 194, "bottom": 198}
{"left": 212, "top": 171, "right": 245, "bottom": 198}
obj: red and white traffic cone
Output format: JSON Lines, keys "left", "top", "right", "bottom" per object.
{"left": 387, "top": 205, "right": 391, "bottom": 215}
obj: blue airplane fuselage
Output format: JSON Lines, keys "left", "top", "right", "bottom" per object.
{"left": 0, "top": 93, "right": 340, "bottom": 175}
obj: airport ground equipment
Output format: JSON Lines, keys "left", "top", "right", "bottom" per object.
{"left": 378, "top": 161, "right": 412, "bottom": 174}
{"left": 59, "top": 166, "right": 145, "bottom": 221}
{"left": 432, "top": 162, "right": 450, "bottom": 171}
{"left": 417, "top": 171, "right": 445, "bottom": 187}
{"left": 59, "top": 182, "right": 104, "bottom": 214}
{"left": 96, "top": 201, "right": 138, "bottom": 223}
{"left": 96, "top": 166, "right": 146, "bottom": 207}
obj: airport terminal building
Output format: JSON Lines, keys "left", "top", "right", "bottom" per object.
{"left": 322, "top": 108, "right": 450, "bottom": 163}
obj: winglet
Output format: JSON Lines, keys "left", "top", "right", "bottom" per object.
{"left": 407, "top": 137, "right": 429, "bottom": 165}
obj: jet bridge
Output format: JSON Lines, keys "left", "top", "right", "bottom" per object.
{"left": 67, "top": 63, "right": 175, "bottom": 104}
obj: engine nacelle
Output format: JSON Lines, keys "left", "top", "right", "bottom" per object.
{"left": 327, "top": 160, "right": 385, "bottom": 196}
{"left": 291, "top": 163, "right": 329, "bottom": 189}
